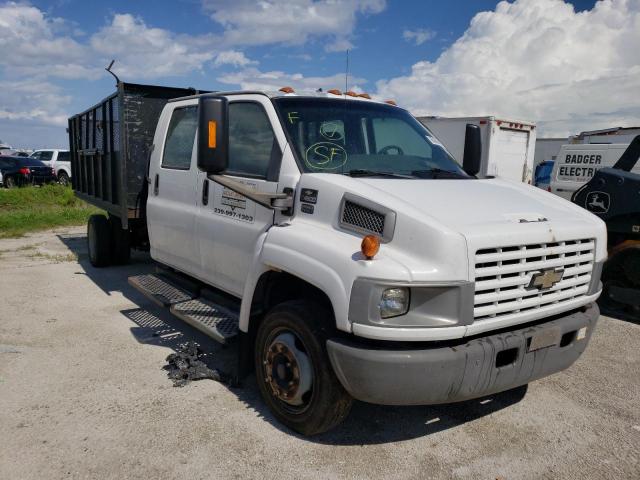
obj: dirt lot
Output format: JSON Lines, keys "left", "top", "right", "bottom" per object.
{"left": 0, "top": 227, "right": 638, "bottom": 480}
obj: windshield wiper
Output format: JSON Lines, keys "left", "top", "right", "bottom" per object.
{"left": 412, "top": 169, "right": 470, "bottom": 179}
{"left": 346, "top": 169, "right": 415, "bottom": 179}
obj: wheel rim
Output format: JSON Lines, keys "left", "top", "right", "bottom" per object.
{"left": 59, "top": 174, "right": 69, "bottom": 186}
{"left": 263, "top": 330, "right": 313, "bottom": 411}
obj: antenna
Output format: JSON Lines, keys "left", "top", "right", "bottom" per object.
{"left": 105, "top": 60, "right": 121, "bottom": 86}
{"left": 344, "top": 49, "right": 350, "bottom": 94}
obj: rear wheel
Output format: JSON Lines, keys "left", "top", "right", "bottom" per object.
{"left": 57, "top": 171, "right": 70, "bottom": 187}
{"left": 87, "top": 214, "right": 112, "bottom": 267}
{"left": 109, "top": 216, "right": 130, "bottom": 265}
{"left": 4, "top": 176, "right": 17, "bottom": 188}
{"left": 255, "top": 300, "right": 353, "bottom": 436}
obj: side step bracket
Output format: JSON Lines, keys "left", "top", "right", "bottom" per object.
{"left": 128, "top": 273, "right": 239, "bottom": 344}
{"left": 170, "top": 298, "right": 239, "bottom": 344}
{"left": 129, "top": 273, "right": 196, "bottom": 307}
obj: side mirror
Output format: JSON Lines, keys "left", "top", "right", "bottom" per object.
{"left": 197, "top": 95, "right": 229, "bottom": 174}
{"left": 462, "top": 123, "right": 481, "bottom": 176}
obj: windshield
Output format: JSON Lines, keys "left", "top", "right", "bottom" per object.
{"left": 274, "top": 98, "right": 469, "bottom": 178}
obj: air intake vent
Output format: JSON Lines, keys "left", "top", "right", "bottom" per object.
{"left": 341, "top": 200, "right": 385, "bottom": 235}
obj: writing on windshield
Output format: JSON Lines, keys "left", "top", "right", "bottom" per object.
{"left": 274, "top": 98, "right": 467, "bottom": 178}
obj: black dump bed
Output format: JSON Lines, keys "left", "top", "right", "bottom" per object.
{"left": 68, "top": 83, "right": 204, "bottom": 226}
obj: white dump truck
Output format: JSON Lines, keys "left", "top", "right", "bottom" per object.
{"left": 418, "top": 116, "right": 536, "bottom": 184}
{"left": 70, "top": 83, "right": 605, "bottom": 435}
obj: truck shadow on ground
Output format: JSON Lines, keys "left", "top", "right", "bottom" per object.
{"left": 58, "top": 233, "right": 530, "bottom": 445}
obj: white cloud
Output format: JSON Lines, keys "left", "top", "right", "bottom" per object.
{"left": 403, "top": 28, "right": 436, "bottom": 46}
{"left": 203, "top": 0, "right": 386, "bottom": 51}
{"left": 218, "top": 67, "right": 366, "bottom": 93}
{"left": 376, "top": 0, "right": 640, "bottom": 136}
{"left": 0, "top": 79, "right": 70, "bottom": 127}
{"left": 0, "top": 2, "right": 91, "bottom": 79}
{"left": 214, "top": 50, "right": 257, "bottom": 67}
{"left": 90, "top": 14, "right": 218, "bottom": 79}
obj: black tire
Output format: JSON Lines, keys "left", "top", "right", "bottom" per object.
{"left": 109, "top": 216, "right": 130, "bottom": 265}
{"left": 58, "top": 171, "right": 70, "bottom": 187}
{"left": 255, "top": 300, "right": 353, "bottom": 436}
{"left": 87, "top": 214, "right": 112, "bottom": 267}
{"left": 4, "top": 176, "right": 17, "bottom": 188}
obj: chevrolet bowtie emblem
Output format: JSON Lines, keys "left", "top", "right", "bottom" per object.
{"left": 527, "top": 268, "right": 564, "bottom": 290}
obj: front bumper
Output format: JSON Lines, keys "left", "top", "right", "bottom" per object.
{"left": 327, "top": 303, "right": 599, "bottom": 405}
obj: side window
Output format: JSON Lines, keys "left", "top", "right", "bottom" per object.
{"left": 30, "top": 152, "right": 41, "bottom": 160}
{"left": 40, "top": 151, "right": 53, "bottom": 161}
{"left": 228, "top": 103, "right": 275, "bottom": 178}
{"left": 162, "top": 106, "right": 197, "bottom": 170}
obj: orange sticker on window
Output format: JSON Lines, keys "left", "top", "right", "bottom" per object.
{"left": 208, "top": 121, "right": 217, "bottom": 148}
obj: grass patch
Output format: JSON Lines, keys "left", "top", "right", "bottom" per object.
{"left": 0, "top": 184, "right": 102, "bottom": 238}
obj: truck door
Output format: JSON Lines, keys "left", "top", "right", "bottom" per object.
{"left": 196, "top": 98, "right": 281, "bottom": 296}
{"left": 146, "top": 103, "right": 201, "bottom": 275}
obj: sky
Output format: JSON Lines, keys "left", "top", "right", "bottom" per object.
{"left": 1, "top": 0, "right": 639, "bottom": 149}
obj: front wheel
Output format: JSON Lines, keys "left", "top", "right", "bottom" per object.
{"left": 255, "top": 300, "right": 353, "bottom": 436}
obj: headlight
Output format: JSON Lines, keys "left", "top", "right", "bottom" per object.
{"left": 379, "top": 287, "right": 410, "bottom": 318}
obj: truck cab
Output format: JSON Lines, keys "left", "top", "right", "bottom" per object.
{"left": 72, "top": 87, "right": 606, "bottom": 436}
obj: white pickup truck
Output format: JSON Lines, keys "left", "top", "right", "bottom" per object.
{"left": 30, "top": 149, "right": 71, "bottom": 185}
{"left": 70, "top": 83, "right": 606, "bottom": 435}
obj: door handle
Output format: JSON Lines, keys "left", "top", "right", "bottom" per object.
{"left": 202, "top": 178, "right": 209, "bottom": 206}
{"left": 153, "top": 174, "right": 159, "bottom": 195}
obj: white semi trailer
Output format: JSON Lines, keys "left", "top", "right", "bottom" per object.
{"left": 418, "top": 116, "right": 536, "bottom": 184}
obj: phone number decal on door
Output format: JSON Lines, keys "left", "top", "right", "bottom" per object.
{"left": 212, "top": 184, "right": 257, "bottom": 223}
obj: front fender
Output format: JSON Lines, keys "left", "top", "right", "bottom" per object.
{"left": 239, "top": 222, "right": 412, "bottom": 333}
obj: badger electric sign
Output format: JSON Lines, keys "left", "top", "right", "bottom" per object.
{"left": 557, "top": 153, "right": 602, "bottom": 182}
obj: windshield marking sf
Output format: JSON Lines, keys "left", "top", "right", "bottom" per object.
{"left": 305, "top": 142, "right": 348, "bottom": 170}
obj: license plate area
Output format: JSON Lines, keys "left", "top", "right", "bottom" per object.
{"left": 528, "top": 326, "right": 561, "bottom": 352}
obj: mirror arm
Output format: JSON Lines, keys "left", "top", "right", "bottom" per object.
{"left": 208, "top": 174, "right": 293, "bottom": 211}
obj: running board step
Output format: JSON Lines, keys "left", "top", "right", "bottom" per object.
{"left": 128, "top": 274, "right": 196, "bottom": 307}
{"left": 170, "top": 298, "right": 239, "bottom": 344}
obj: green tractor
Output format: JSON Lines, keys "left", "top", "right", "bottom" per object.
{"left": 572, "top": 136, "right": 640, "bottom": 320}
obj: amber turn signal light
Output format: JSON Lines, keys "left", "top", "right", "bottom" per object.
{"left": 361, "top": 235, "right": 380, "bottom": 260}
{"left": 208, "top": 121, "right": 217, "bottom": 148}
{"left": 279, "top": 86, "right": 295, "bottom": 94}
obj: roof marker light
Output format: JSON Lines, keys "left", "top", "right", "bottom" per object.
{"left": 357, "top": 93, "right": 371, "bottom": 99}
{"left": 345, "top": 91, "right": 358, "bottom": 97}
{"left": 384, "top": 100, "right": 397, "bottom": 106}
{"left": 328, "top": 89, "right": 342, "bottom": 95}
{"left": 279, "top": 86, "right": 295, "bottom": 94}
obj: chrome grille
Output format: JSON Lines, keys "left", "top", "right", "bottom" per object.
{"left": 341, "top": 200, "right": 385, "bottom": 235}
{"left": 473, "top": 239, "right": 595, "bottom": 321}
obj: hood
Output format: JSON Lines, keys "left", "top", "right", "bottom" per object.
{"left": 356, "top": 177, "right": 601, "bottom": 235}
{"left": 294, "top": 174, "right": 608, "bottom": 280}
